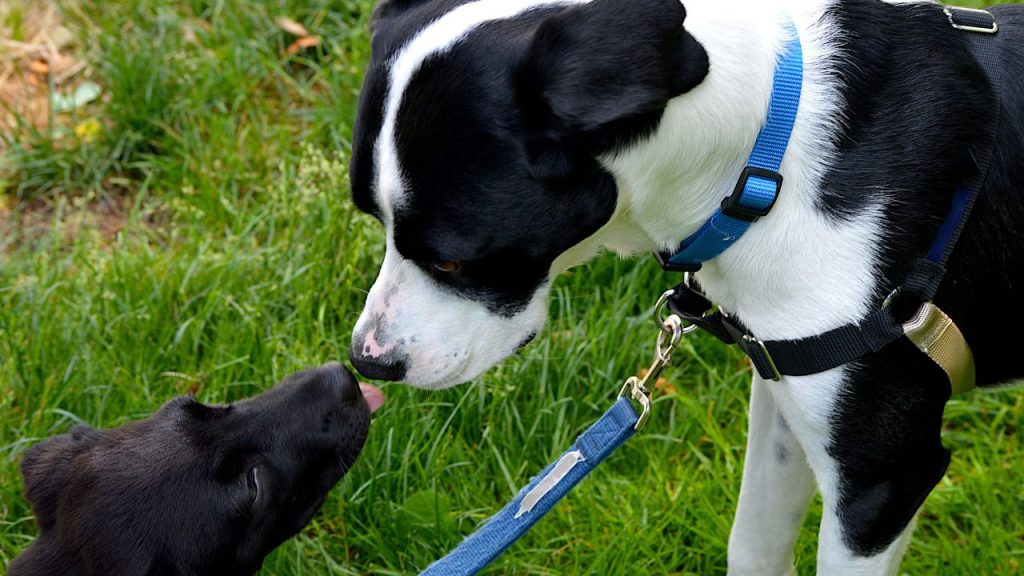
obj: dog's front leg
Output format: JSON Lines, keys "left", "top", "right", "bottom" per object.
{"left": 728, "top": 376, "right": 816, "bottom": 576}
{"left": 768, "top": 347, "right": 949, "bottom": 576}
{"left": 814, "top": 506, "right": 917, "bottom": 576}
{"left": 807, "top": 439, "right": 922, "bottom": 576}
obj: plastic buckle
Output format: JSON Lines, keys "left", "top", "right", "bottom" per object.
{"left": 654, "top": 250, "right": 703, "bottom": 273}
{"left": 721, "top": 167, "right": 783, "bottom": 222}
{"left": 944, "top": 6, "right": 998, "bottom": 34}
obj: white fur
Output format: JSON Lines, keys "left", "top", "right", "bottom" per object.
{"left": 728, "top": 377, "right": 816, "bottom": 576}
{"left": 355, "top": 0, "right": 924, "bottom": 572}
{"left": 353, "top": 233, "right": 552, "bottom": 388}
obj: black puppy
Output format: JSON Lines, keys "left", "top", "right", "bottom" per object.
{"left": 8, "top": 362, "right": 384, "bottom": 576}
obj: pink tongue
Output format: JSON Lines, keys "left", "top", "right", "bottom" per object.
{"left": 359, "top": 383, "right": 385, "bottom": 414}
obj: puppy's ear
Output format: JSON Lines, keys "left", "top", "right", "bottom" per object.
{"left": 178, "top": 395, "right": 231, "bottom": 421}
{"left": 518, "top": 0, "right": 709, "bottom": 176}
{"left": 20, "top": 427, "right": 96, "bottom": 529}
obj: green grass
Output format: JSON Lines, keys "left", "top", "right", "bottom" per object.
{"left": 2, "top": 0, "right": 1023, "bottom": 574}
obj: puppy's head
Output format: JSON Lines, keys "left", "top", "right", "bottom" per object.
{"left": 349, "top": 0, "right": 709, "bottom": 388}
{"left": 12, "top": 363, "right": 375, "bottom": 576}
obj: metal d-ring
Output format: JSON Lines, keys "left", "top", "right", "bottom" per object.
{"left": 653, "top": 289, "right": 676, "bottom": 334}
{"left": 654, "top": 289, "right": 700, "bottom": 337}
{"left": 881, "top": 287, "right": 902, "bottom": 310}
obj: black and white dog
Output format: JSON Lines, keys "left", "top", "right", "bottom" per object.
{"left": 9, "top": 364, "right": 384, "bottom": 576}
{"left": 347, "top": 0, "right": 1024, "bottom": 573}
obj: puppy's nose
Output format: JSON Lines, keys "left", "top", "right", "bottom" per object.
{"left": 320, "top": 361, "right": 360, "bottom": 403}
{"left": 349, "top": 345, "right": 407, "bottom": 382}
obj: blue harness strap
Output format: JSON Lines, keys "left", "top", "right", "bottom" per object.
{"left": 927, "top": 186, "right": 972, "bottom": 263}
{"left": 420, "top": 399, "right": 639, "bottom": 576}
{"left": 665, "top": 24, "right": 803, "bottom": 270}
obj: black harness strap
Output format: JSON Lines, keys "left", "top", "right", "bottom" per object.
{"left": 669, "top": 300, "right": 909, "bottom": 380}
{"left": 667, "top": 6, "right": 1003, "bottom": 382}
{"left": 936, "top": 6, "right": 1003, "bottom": 265}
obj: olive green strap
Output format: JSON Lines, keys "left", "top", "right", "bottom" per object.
{"left": 904, "top": 303, "right": 975, "bottom": 395}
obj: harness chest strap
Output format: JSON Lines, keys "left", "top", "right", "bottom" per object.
{"left": 661, "top": 5, "right": 1002, "bottom": 394}
{"left": 668, "top": 268, "right": 975, "bottom": 395}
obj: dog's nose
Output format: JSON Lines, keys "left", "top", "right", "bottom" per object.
{"left": 349, "top": 345, "right": 407, "bottom": 382}
{"left": 320, "top": 361, "right": 361, "bottom": 403}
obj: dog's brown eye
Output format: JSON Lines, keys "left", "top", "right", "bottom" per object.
{"left": 432, "top": 261, "right": 461, "bottom": 273}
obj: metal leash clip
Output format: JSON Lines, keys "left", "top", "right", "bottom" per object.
{"left": 618, "top": 290, "right": 689, "bottom": 430}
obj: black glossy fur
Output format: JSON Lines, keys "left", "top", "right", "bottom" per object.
{"left": 8, "top": 363, "right": 371, "bottom": 576}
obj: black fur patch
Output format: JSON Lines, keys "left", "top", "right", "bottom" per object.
{"left": 824, "top": 0, "right": 1024, "bottom": 556}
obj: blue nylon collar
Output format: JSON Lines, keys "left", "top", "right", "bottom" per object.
{"left": 663, "top": 23, "right": 803, "bottom": 271}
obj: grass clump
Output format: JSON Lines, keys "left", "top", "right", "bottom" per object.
{"left": 2, "top": 0, "right": 1022, "bottom": 574}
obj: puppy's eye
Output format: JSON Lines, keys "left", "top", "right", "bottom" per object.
{"left": 432, "top": 260, "right": 462, "bottom": 273}
{"left": 247, "top": 466, "right": 261, "bottom": 504}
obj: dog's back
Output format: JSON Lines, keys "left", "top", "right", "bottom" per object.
{"left": 940, "top": 3, "right": 1024, "bottom": 385}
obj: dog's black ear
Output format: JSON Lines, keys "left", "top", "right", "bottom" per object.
{"left": 518, "top": 0, "right": 709, "bottom": 176}
{"left": 20, "top": 427, "right": 96, "bottom": 529}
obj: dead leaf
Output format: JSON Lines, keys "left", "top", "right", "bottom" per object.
{"left": 0, "top": 2, "right": 91, "bottom": 139}
{"left": 286, "top": 35, "right": 321, "bottom": 55}
{"left": 276, "top": 16, "right": 310, "bottom": 37}
{"left": 654, "top": 377, "right": 677, "bottom": 395}
{"left": 29, "top": 60, "right": 49, "bottom": 75}
{"left": 51, "top": 81, "right": 101, "bottom": 113}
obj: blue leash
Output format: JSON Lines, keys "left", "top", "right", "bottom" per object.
{"left": 421, "top": 295, "right": 688, "bottom": 576}
{"left": 420, "top": 399, "right": 640, "bottom": 576}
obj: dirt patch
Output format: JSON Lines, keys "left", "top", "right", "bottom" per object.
{"left": 0, "top": 1, "right": 92, "bottom": 148}
{"left": 1, "top": 194, "right": 131, "bottom": 253}
{"left": 0, "top": 1, "right": 124, "bottom": 251}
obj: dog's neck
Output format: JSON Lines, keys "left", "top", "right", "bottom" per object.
{"left": 603, "top": 0, "right": 793, "bottom": 250}
{"left": 561, "top": 0, "right": 884, "bottom": 339}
